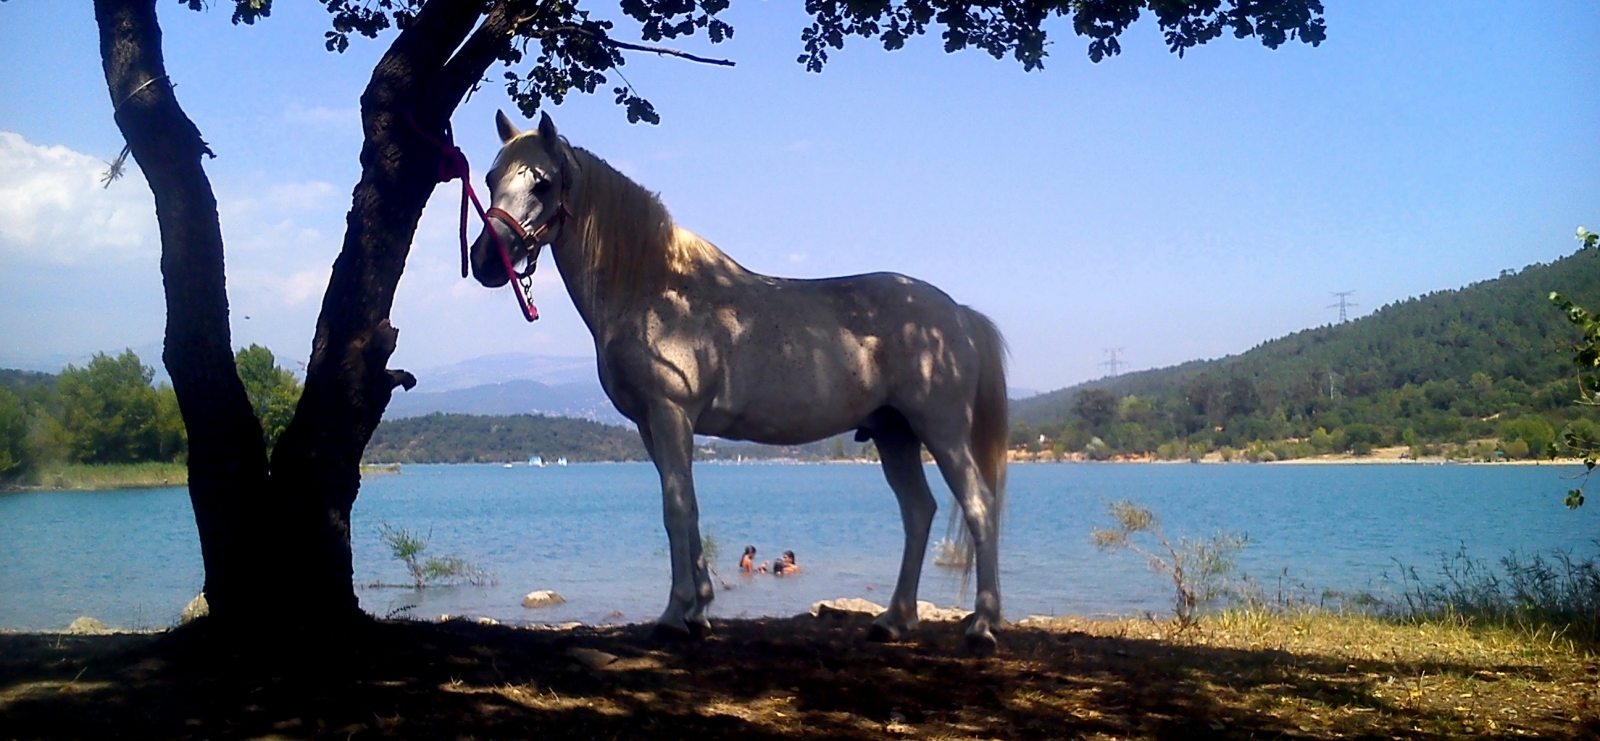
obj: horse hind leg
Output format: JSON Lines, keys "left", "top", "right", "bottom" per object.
{"left": 924, "top": 440, "right": 1002, "bottom": 655}
{"left": 640, "top": 406, "right": 714, "bottom": 638}
{"left": 866, "top": 414, "right": 938, "bottom": 642}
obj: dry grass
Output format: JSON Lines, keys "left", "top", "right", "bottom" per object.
{"left": 1, "top": 609, "right": 1596, "bottom": 740}
{"left": 17, "top": 462, "right": 188, "bottom": 490}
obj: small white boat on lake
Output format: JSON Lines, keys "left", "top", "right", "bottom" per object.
{"left": 530, "top": 456, "right": 546, "bottom": 468}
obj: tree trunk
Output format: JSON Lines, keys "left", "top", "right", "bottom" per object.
{"left": 95, "top": 0, "right": 514, "bottom": 628}
{"left": 94, "top": 0, "right": 274, "bottom": 622}
{"left": 263, "top": 0, "right": 512, "bottom": 622}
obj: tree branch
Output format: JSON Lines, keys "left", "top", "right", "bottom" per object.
{"left": 534, "top": 25, "right": 735, "bottom": 67}
{"left": 432, "top": 0, "right": 521, "bottom": 113}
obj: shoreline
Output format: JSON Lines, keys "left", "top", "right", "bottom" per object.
{"left": 7, "top": 453, "right": 1583, "bottom": 494}
{"left": 1008, "top": 445, "right": 1587, "bottom": 466}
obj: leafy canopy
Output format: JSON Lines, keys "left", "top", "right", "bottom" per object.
{"left": 233, "top": 344, "right": 302, "bottom": 454}
{"left": 0, "top": 386, "right": 28, "bottom": 477}
{"left": 56, "top": 350, "right": 184, "bottom": 464}
{"left": 218, "top": 0, "right": 1325, "bottom": 123}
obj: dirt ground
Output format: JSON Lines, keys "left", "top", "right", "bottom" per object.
{"left": 2, "top": 612, "right": 1596, "bottom": 740}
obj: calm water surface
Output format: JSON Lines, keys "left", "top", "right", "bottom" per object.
{"left": 3, "top": 463, "right": 1598, "bottom": 630}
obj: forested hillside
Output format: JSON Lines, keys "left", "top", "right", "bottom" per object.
{"left": 1011, "top": 249, "right": 1600, "bottom": 461}
{"left": 363, "top": 414, "right": 649, "bottom": 464}
{"left": 0, "top": 346, "right": 302, "bottom": 484}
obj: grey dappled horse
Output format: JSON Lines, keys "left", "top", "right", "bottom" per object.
{"left": 468, "top": 112, "right": 1009, "bottom": 652}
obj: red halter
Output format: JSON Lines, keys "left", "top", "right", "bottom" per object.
{"left": 411, "top": 115, "right": 540, "bottom": 322}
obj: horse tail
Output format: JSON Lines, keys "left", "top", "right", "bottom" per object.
{"left": 950, "top": 306, "right": 1008, "bottom": 579}
{"left": 966, "top": 306, "right": 1008, "bottom": 531}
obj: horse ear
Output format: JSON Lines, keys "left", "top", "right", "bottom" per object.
{"left": 496, "top": 110, "right": 520, "bottom": 144}
{"left": 537, "top": 111, "right": 560, "bottom": 150}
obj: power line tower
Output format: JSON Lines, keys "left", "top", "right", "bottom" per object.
{"left": 1100, "top": 347, "right": 1126, "bottom": 377}
{"left": 1328, "top": 291, "right": 1358, "bottom": 323}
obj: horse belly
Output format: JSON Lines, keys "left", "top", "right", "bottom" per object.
{"left": 699, "top": 337, "right": 884, "bottom": 445}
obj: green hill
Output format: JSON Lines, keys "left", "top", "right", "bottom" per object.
{"left": 364, "top": 413, "right": 648, "bottom": 464}
{"left": 1011, "top": 249, "right": 1600, "bottom": 461}
{"left": 364, "top": 412, "right": 871, "bottom": 464}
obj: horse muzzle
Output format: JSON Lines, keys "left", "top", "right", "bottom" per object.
{"left": 470, "top": 216, "right": 532, "bottom": 288}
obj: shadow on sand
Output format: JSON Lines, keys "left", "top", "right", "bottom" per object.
{"left": 1, "top": 614, "right": 1594, "bottom": 740}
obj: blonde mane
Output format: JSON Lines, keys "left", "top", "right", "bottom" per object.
{"left": 516, "top": 139, "right": 736, "bottom": 305}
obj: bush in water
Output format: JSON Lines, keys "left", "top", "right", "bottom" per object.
{"left": 376, "top": 522, "right": 492, "bottom": 590}
{"left": 1092, "top": 500, "right": 1249, "bottom": 629}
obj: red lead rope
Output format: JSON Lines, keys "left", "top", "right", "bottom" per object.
{"left": 411, "top": 115, "right": 539, "bottom": 322}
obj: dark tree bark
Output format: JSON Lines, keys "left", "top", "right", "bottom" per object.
{"left": 265, "top": 0, "right": 517, "bottom": 621}
{"left": 95, "top": 0, "right": 274, "bottom": 621}
{"left": 94, "top": 0, "right": 518, "bottom": 627}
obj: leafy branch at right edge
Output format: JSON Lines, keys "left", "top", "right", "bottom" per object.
{"left": 1548, "top": 226, "right": 1600, "bottom": 509}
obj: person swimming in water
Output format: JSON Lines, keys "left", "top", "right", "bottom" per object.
{"left": 739, "top": 545, "right": 768, "bottom": 574}
{"left": 773, "top": 550, "right": 801, "bottom": 576}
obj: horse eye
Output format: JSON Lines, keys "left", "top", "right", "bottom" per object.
{"left": 532, "top": 180, "right": 553, "bottom": 196}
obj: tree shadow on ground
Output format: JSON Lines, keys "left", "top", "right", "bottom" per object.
{"left": 1, "top": 614, "right": 1594, "bottom": 740}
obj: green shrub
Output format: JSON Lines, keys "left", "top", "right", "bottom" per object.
{"left": 376, "top": 523, "right": 492, "bottom": 590}
{"left": 1344, "top": 423, "right": 1383, "bottom": 452}
{"left": 57, "top": 351, "right": 164, "bottom": 464}
{"left": 1499, "top": 416, "right": 1555, "bottom": 458}
{"left": 0, "top": 386, "right": 31, "bottom": 478}
{"left": 1092, "top": 500, "right": 1249, "bottom": 629}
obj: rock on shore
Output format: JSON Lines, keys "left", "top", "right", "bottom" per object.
{"left": 808, "top": 598, "right": 971, "bottom": 622}
{"left": 522, "top": 590, "right": 566, "bottom": 608}
{"left": 810, "top": 598, "right": 885, "bottom": 618}
{"left": 65, "top": 616, "right": 112, "bottom": 635}
{"left": 180, "top": 594, "right": 209, "bottom": 623}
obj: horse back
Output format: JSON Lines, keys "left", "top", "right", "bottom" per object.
{"left": 597, "top": 270, "right": 983, "bottom": 443}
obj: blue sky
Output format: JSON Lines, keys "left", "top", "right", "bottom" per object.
{"left": 2, "top": 1, "right": 1596, "bottom": 393}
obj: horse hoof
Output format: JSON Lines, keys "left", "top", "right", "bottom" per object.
{"left": 964, "top": 629, "right": 998, "bottom": 656}
{"left": 866, "top": 621, "right": 904, "bottom": 643}
{"left": 652, "top": 621, "right": 699, "bottom": 642}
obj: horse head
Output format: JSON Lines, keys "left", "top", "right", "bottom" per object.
{"left": 469, "top": 110, "right": 574, "bottom": 289}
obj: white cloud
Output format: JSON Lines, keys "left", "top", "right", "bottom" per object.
{"left": 0, "top": 131, "right": 158, "bottom": 265}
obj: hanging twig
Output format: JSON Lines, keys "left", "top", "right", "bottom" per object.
{"left": 103, "top": 75, "right": 171, "bottom": 187}
{"left": 102, "top": 144, "right": 132, "bottom": 188}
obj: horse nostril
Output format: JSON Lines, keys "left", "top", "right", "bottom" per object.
{"left": 471, "top": 231, "right": 511, "bottom": 287}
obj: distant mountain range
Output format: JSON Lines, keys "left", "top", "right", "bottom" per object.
{"left": 403, "top": 353, "right": 599, "bottom": 392}
{"left": 384, "top": 378, "right": 628, "bottom": 426}
{"left": 387, "top": 354, "right": 1038, "bottom": 424}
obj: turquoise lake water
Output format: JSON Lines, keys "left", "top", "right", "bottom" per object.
{"left": 3, "top": 462, "right": 1598, "bottom": 631}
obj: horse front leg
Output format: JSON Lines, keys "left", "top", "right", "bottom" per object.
{"left": 869, "top": 433, "right": 937, "bottom": 642}
{"left": 641, "top": 406, "right": 714, "bottom": 637}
